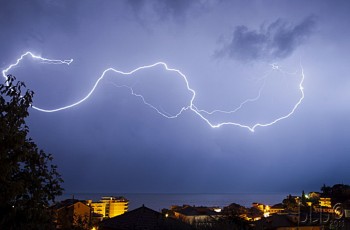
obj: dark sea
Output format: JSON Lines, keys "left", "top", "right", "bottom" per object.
{"left": 58, "top": 193, "right": 290, "bottom": 212}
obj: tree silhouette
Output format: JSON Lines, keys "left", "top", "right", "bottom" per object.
{"left": 321, "top": 184, "right": 331, "bottom": 196}
{"left": 0, "top": 75, "right": 63, "bottom": 229}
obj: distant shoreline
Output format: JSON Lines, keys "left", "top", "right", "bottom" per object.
{"left": 58, "top": 193, "right": 290, "bottom": 211}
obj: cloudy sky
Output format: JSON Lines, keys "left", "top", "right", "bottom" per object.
{"left": 1, "top": 0, "right": 350, "bottom": 194}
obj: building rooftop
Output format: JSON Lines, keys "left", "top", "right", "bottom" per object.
{"left": 271, "top": 203, "right": 284, "bottom": 209}
{"left": 51, "top": 199, "right": 87, "bottom": 210}
{"left": 254, "top": 214, "right": 296, "bottom": 229}
{"left": 99, "top": 205, "right": 192, "bottom": 230}
{"left": 101, "top": 196, "right": 128, "bottom": 201}
{"left": 173, "top": 206, "right": 220, "bottom": 217}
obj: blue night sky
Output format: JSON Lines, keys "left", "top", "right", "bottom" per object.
{"left": 1, "top": 0, "right": 350, "bottom": 194}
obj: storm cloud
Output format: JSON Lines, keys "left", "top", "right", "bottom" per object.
{"left": 127, "top": 0, "right": 218, "bottom": 23}
{"left": 216, "top": 16, "right": 316, "bottom": 61}
{"left": 1, "top": 0, "right": 350, "bottom": 197}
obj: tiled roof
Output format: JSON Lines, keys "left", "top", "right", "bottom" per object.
{"left": 254, "top": 214, "right": 295, "bottom": 229}
{"left": 271, "top": 203, "right": 284, "bottom": 209}
{"left": 51, "top": 199, "right": 86, "bottom": 210}
{"left": 174, "top": 206, "right": 219, "bottom": 216}
{"left": 99, "top": 205, "right": 192, "bottom": 230}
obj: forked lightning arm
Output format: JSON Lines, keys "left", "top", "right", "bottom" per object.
{"left": 2, "top": 51, "right": 305, "bottom": 132}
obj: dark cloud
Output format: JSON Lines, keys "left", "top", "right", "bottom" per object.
{"left": 215, "top": 16, "right": 316, "bottom": 61}
{"left": 126, "top": 0, "right": 218, "bottom": 23}
{"left": 2, "top": 0, "right": 350, "bottom": 196}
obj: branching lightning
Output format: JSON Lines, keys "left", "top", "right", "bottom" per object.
{"left": 192, "top": 80, "right": 266, "bottom": 115}
{"left": 2, "top": 51, "right": 305, "bottom": 132}
{"left": 108, "top": 82, "right": 185, "bottom": 119}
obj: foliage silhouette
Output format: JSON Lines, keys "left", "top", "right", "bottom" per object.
{"left": 0, "top": 75, "right": 63, "bottom": 229}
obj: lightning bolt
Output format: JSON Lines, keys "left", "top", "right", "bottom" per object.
{"left": 108, "top": 82, "right": 185, "bottom": 119}
{"left": 192, "top": 78, "right": 266, "bottom": 115}
{"left": 2, "top": 51, "right": 305, "bottom": 132}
